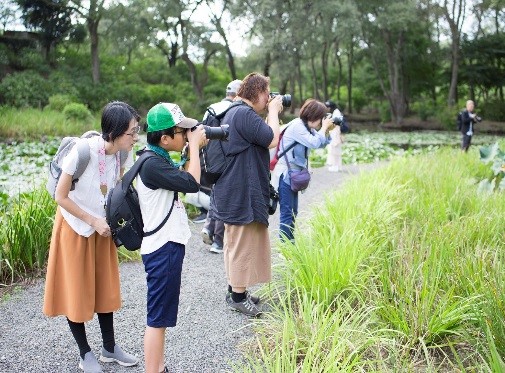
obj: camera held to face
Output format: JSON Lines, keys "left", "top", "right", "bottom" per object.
{"left": 191, "top": 123, "right": 229, "bottom": 141}
{"left": 325, "top": 112, "right": 344, "bottom": 126}
{"left": 269, "top": 92, "right": 292, "bottom": 108}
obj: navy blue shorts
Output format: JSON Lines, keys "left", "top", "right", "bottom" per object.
{"left": 142, "top": 241, "right": 185, "bottom": 328}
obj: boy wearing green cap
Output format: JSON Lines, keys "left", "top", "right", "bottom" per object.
{"left": 136, "top": 103, "right": 206, "bottom": 373}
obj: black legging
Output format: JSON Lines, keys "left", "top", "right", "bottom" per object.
{"left": 67, "top": 312, "right": 115, "bottom": 359}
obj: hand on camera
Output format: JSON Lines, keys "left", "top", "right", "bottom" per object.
{"left": 268, "top": 95, "right": 283, "bottom": 114}
{"left": 321, "top": 116, "right": 333, "bottom": 131}
{"left": 187, "top": 125, "right": 207, "bottom": 148}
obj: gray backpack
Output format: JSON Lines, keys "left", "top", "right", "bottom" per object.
{"left": 46, "top": 131, "right": 128, "bottom": 199}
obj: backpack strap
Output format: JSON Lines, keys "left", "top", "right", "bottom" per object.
{"left": 72, "top": 139, "right": 92, "bottom": 185}
{"left": 121, "top": 151, "right": 178, "bottom": 237}
{"left": 73, "top": 131, "right": 101, "bottom": 183}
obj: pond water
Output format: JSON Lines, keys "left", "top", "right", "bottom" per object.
{"left": 0, "top": 131, "right": 502, "bottom": 198}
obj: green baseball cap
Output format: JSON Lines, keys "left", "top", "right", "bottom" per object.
{"left": 146, "top": 103, "right": 198, "bottom": 133}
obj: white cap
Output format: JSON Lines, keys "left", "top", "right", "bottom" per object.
{"left": 226, "top": 80, "right": 242, "bottom": 95}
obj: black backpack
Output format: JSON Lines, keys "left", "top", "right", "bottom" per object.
{"left": 199, "top": 101, "right": 244, "bottom": 186}
{"left": 457, "top": 111, "right": 463, "bottom": 131}
{"left": 106, "top": 151, "right": 177, "bottom": 251}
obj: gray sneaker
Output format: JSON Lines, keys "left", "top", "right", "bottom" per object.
{"left": 79, "top": 351, "right": 102, "bottom": 373}
{"left": 201, "top": 228, "right": 213, "bottom": 245}
{"left": 99, "top": 344, "right": 138, "bottom": 367}
{"left": 209, "top": 241, "right": 223, "bottom": 253}
{"left": 228, "top": 296, "right": 262, "bottom": 317}
{"left": 226, "top": 291, "right": 260, "bottom": 305}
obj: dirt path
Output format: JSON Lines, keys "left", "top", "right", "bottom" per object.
{"left": 0, "top": 163, "right": 381, "bottom": 373}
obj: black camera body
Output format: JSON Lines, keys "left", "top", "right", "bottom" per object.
{"left": 325, "top": 112, "right": 344, "bottom": 126}
{"left": 474, "top": 115, "right": 482, "bottom": 123}
{"left": 191, "top": 123, "right": 229, "bottom": 141}
{"left": 269, "top": 92, "right": 292, "bottom": 108}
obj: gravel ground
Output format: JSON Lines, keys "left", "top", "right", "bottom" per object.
{"left": 0, "top": 163, "right": 379, "bottom": 373}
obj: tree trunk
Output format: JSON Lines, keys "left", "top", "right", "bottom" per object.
{"left": 321, "top": 41, "right": 329, "bottom": 100}
{"left": 88, "top": 19, "right": 100, "bottom": 84}
{"left": 448, "top": 35, "right": 460, "bottom": 106}
{"left": 347, "top": 38, "right": 353, "bottom": 113}
{"left": 310, "top": 55, "right": 318, "bottom": 99}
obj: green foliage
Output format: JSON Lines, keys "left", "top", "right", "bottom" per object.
{"left": 62, "top": 103, "right": 93, "bottom": 122}
{"left": 478, "top": 143, "right": 505, "bottom": 192}
{"left": 480, "top": 99, "right": 505, "bottom": 122}
{"left": 377, "top": 101, "right": 391, "bottom": 123}
{"left": 411, "top": 100, "right": 434, "bottom": 121}
{"left": 0, "top": 71, "right": 51, "bottom": 108}
{"left": 247, "top": 148, "right": 505, "bottom": 370}
{"left": 45, "top": 94, "right": 76, "bottom": 112}
{"left": 0, "top": 187, "right": 56, "bottom": 285}
{"left": 434, "top": 105, "right": 458, "bottom": 131}
{"left": 352, "top": 89, "right": 368, "bottom": 114}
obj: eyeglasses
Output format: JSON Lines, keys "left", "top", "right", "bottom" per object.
{"left": 173, "top": 128, "right": 187, "bottom": 135}
{"left": 125, "top": 126, "right": 141, "bottom": 137}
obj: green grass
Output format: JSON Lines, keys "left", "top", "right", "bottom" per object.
{"left": 244, "top": 148, "right": 505, "bottom": 371}
{"left": 0, "top": 187, "right": 56, "bottom": 284}
{"left": 0, "top": 106, "right": 99, "bottom": 140}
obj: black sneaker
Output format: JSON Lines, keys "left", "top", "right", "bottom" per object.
{"left": 226, "top": 291, "right": 260, "bottom": 305}
{"left": 227, "top": 296, "right": 262, "bottom": 317}
{"left": 192, "top": 213, "right": 207, "bottom": 223}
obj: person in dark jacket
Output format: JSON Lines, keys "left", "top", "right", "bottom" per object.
{"left": 212, "top": 72, "right": 283, "bottom": 317}
{"left": 460, "top": 100, "right": 481, "bottom": 152}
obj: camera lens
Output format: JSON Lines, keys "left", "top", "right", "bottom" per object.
{"left": 204, "top": 124, "right": 229, "bottom": 141}
{"left": 281, "top": 94, "right": 292, "bottom": 108}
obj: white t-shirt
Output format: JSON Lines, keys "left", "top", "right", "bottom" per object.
{"left": 136, "top": 176, "right": 191, "bottom": 255}
{"left": 61, "top": 136, "right": 124, "bottom": 237}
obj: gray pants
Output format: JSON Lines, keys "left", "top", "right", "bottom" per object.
{"left": 203, "top": 189, "right": 224, "bottom": 246}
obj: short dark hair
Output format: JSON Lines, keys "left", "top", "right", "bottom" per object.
{"left": 237, "top": 72, "right": 270, "bottom": 104}
{"left": 146, "top": 127, "right": 176, "bottom": 145}
{"left": 101, "top": 101, "right": 140, "bottom": 142}
{"left": 299, "top": 99, "right": 327, "bottom": 123}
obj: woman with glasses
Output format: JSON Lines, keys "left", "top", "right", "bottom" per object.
{"left": 43, "top": 101, "right": 140, "bottom": 373}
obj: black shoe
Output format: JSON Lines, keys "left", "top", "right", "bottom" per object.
{"left": 226, "top": 291, "right": 260, "bottom": 304}
{"left": 192, "top": 213, "right": 207, "bottom": 223}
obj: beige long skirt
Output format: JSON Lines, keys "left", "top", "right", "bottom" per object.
{"left": 43, "top": 209, "right": 121, "bottom": 323}
{"left": 224, "top": 222, "right": 271, "bottom": 288}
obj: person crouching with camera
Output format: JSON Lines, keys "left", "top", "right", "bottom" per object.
{"left": 461, "top": 99, "right": 482, "bottom": 152}
{"left": 276, "top": 99, "right": 333, "bottom": 243}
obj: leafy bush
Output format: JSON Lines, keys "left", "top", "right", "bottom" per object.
{"left": 377, "top": 101, "right": 391, "bottom": 123}
{"left": 434, "top": 105, "right": 458, "bottom": 130}
{"left": 480, "top": 99, "right": 505, "bottom": 121}
{"left": 63, "top": 103, "right": 93, "bottom": 121}
{"left": 0, "top": 71, "right": 51, "bottom": 108}
{"left": 478, "top": 142, "right": 505, "bottom": 192}
{"left": 352, "top": 89, "right": 368, "bottom": 114}
{"left": 45, "top": 94, "right": 76, "bottom": 112}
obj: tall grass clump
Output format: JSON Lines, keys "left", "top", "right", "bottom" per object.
{"left": 0, "top": 187, "right": 56, "bottom": 284}
{"left": 242, "top": 148, "right": 504, "bottom": 371}
{"left": 0, "top": 107, "right": 99, "bottom": 140}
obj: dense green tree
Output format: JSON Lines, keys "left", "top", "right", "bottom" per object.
{"left": 16, "top": 0, "right": 73, "bottom": 61}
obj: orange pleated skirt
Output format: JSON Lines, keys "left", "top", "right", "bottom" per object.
{"left": 43, "top": 209, "right": 121, "bottom": 323}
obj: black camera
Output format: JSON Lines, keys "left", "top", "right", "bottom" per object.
{"left": 192, "top": 124, "right": 229, "bottom": 141}
{"left": 325, "top": 112, "right": 344, "bottom": 125}
{"left": 474, "top": 115, "right": 482, "bottom": 123}
{"left": 268, "top": 184, "right": 279, "bottom": 215}
{"left": 269, "top": 92, "right": 292, "bottom": 108}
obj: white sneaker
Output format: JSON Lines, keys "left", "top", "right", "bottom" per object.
{"left": 327, "top": 166, "right": 339, "bottom": 172}
{"left": 209, "top": 242, "right": 223, "bottom": 254}
{"left": 201, "top": 228, "right": 213, "bottom": 245}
